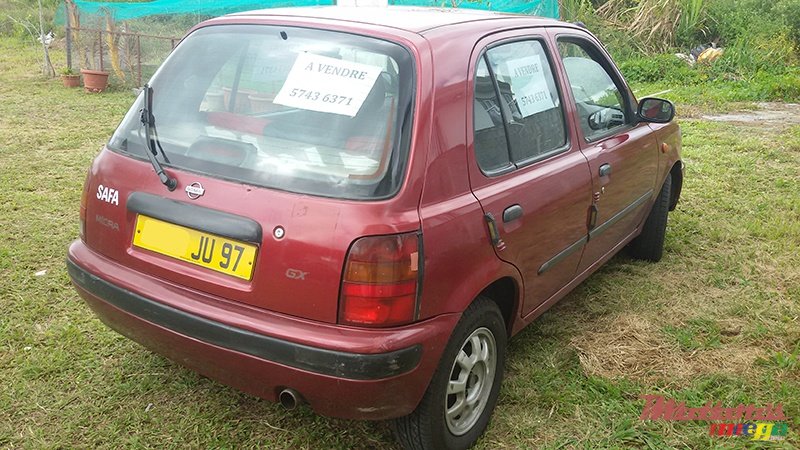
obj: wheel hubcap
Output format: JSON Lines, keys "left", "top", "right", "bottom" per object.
{"left": 445, "top": 327, "right": 497, "bottom": 436}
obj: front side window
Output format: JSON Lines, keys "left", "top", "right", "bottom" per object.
{"left": 472, "top": 39, "right": 567, "bottom": 174}
{"left": 108, "top": 25, "right": 414, "bottom": 200}
{"left": 557, "top": 39, "right": 629, "bottom": 141}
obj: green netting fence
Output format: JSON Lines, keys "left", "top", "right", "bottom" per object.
{"left": 57, "top": 0, "right": 558, "bottom": 23}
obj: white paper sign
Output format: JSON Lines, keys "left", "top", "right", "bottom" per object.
{"left": 273, "top": 53, "right": 383, "bottom": 117}
{"left": 505, "top": 55, "right": 555, "bottom": 117}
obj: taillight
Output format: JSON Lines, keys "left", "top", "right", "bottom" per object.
{"left": 79, "top": 170, "right": 90, "bottom": 240}
{"left": 339, "top": 232, "right": 421, "bottom": 327}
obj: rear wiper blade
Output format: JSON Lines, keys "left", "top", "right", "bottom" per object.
{"left": 140, "top": 84, "right": 177, "bottom": 191}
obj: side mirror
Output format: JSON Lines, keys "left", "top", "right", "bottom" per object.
{"left": 637, "top": 97, "right": 675, "bottom": 123}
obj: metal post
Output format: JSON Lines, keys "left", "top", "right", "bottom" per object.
{"left": 98, "top": 30, "right": 103, "bottom": 71}
{"left": 123, "top": 23, "right": 131, "bottom": 75}
{"left": 137, "top": 34, "right": 142, "bottom": 87}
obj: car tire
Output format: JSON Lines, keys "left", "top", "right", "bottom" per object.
{"left": 392, "top": 297, "right": 507, "bottom": 450}
{"left": 629, "top": 174, "right": 672, "bottom": 262}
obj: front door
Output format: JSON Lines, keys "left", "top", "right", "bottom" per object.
{"left": 551, "top": 32, "right": 659, "bottom": 272}
{"left": 467, "top": 33, "right": 593, "bottom": 316}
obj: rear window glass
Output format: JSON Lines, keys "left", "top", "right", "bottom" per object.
{"left": 108, "top": 25, "right": 415, "bottom": 200}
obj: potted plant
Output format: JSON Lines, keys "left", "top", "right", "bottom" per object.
{"left": 60, "top": 67, "right": 80, "bottom": 88}
{"left": 80, "top": 68, "right": 110, "bottom": 93}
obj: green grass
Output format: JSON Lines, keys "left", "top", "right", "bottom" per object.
{"left": 1, "top": 36, "right": 799, "bottom": 448}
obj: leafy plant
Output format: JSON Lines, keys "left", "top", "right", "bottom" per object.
{"left": 675, "top": 0, "right": 707, "bottom": 47}
{"left": 1, "top": 0, "right": 60, "bottom": 39}
{"left": 776, "top": 0, "right": 800, "bottom": 49}
{"left": 560, "top": 0, "right": 595, "bottom": 22}
{"left": 619, "top": 54, "right": 699, "bottom": 83}
{"left": 772, "top": 351, "right": 799, "bottom": 370}
{"left": 594, "top": 0, "right": 711, "bottom": 52}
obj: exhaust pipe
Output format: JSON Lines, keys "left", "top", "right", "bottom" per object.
{"left": 279, "top": 388, "right": 303, "bottom": 410}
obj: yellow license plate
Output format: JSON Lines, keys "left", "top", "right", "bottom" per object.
{"left": 133, "top": 215, "right": 258, "bottom": 280}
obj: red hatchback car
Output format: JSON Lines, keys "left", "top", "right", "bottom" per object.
{"left": 67, "top": 6, "right": 682, "bottom": 449}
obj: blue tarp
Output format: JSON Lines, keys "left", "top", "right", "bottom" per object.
{"left": 59, "top": 0, "right": 558, "bottom": 23}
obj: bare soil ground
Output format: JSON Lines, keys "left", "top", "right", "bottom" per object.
{"left": 701, "top": 102, "right": 800, "bottom": 127}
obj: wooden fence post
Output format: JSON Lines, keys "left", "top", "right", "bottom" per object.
{"left": 65, "top": 5, "right": 72, "bottom": 69}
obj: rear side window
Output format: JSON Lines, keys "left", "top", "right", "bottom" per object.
{"left": 108, "top": 25, "right": 414, "bottom": 200}
{"left": 474, "top": 58, "right": 512, "bottom": 172}
{"left": 472, "top": 39, "right": 567, "bottom": 174}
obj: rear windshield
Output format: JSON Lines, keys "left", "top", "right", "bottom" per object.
{"left": 108, "top": 25, "right": 415, "bottom": 199}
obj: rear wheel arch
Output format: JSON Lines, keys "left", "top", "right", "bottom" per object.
{"left": 476, "top": 277, "right": 519, "bottom": 336}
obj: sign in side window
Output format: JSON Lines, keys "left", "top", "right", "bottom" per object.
{"left": 503, "top": 54, "right": 555, "bottom": 117}
{"left": 485, "top": 40, "right": 567, "bottom": 163}
{"left": 273, "top": 52, "right": 383, "bottom": 117}
{"left": 557, "top": 39, "right": 628, "bottom": 141}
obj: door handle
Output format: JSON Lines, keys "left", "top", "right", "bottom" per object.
{"left": 599, "top": 163, "right": 612, "bottom": 177}
{"left": 503, "top": 204, "right": 523, "bottom": 223}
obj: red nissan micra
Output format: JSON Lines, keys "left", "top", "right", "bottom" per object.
{"left": 67, "top": 6, "right": 682, "bottom": 449}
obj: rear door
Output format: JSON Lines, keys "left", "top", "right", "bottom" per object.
{"left": 467, "top": 32, "right": 593, "bottom": 316}
{"left": 550, "top": 31, "right": 659, "bottom": 271}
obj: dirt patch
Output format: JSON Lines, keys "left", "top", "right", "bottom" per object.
{"left": 571, "top": 314, "right": 766, "bottom": 385}
{"left": 702, "top": 102, "right": 800, "bottom": 127}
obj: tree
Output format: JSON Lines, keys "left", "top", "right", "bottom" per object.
{"left": 37, "top": 0, "right": 55, "bottom": 77}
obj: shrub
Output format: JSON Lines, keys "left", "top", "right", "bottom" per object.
{"left": 0, "top": 0, "right": 60, "bottom": 38}
{"left": 611, "top": 0, "right": 799, "bottom": 88}
{"left": 705, "top": 0, "right": 798, "bottom": 70}
{"left": 776, "top": 0, "right": 800, "bottom": 50}
{"left": 753, "top": 70, "right": 800, "bottom": 101}
{"left": 591, "top": 0, "right": 712, "bottom": 53}
{"left": 619, "top": 54, "right": 700, "bottom": 83}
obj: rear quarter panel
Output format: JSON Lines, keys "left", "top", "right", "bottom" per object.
{"left": 416, "top": 27, "right": 524, "bottom": 323}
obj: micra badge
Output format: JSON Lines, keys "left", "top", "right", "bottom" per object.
{"left": 185, "top": 182, "right": 205, "bottom": 200}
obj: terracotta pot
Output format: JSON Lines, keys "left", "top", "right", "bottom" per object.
{"left": 81, "top": 69, "right": 110, "bottom": 93}
{"left": 222, "top": 87, "right": 252, "bottom": 113}
{"left": 61, "top": 74, "right": 80, "bottom": 88}
{"left": 203, "top": 91, "right": 225, "bottom": 111}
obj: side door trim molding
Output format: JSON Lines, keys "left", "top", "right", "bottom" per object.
{"left": 538, "top": 235, "right": 588, "bottom": 275}
{"left": 538, "top": 189, "right": 653, "bottom": 275}
{"left": 589, "top": 190, "right": 653, "bottom": 241}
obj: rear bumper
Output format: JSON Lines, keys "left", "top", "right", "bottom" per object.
{"left": 67, "top": 240, "right": 458, "bottom": 419}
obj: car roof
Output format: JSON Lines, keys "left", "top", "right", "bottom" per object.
{"left": 229, "top": 6, "right": 565, "bottom": 34}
